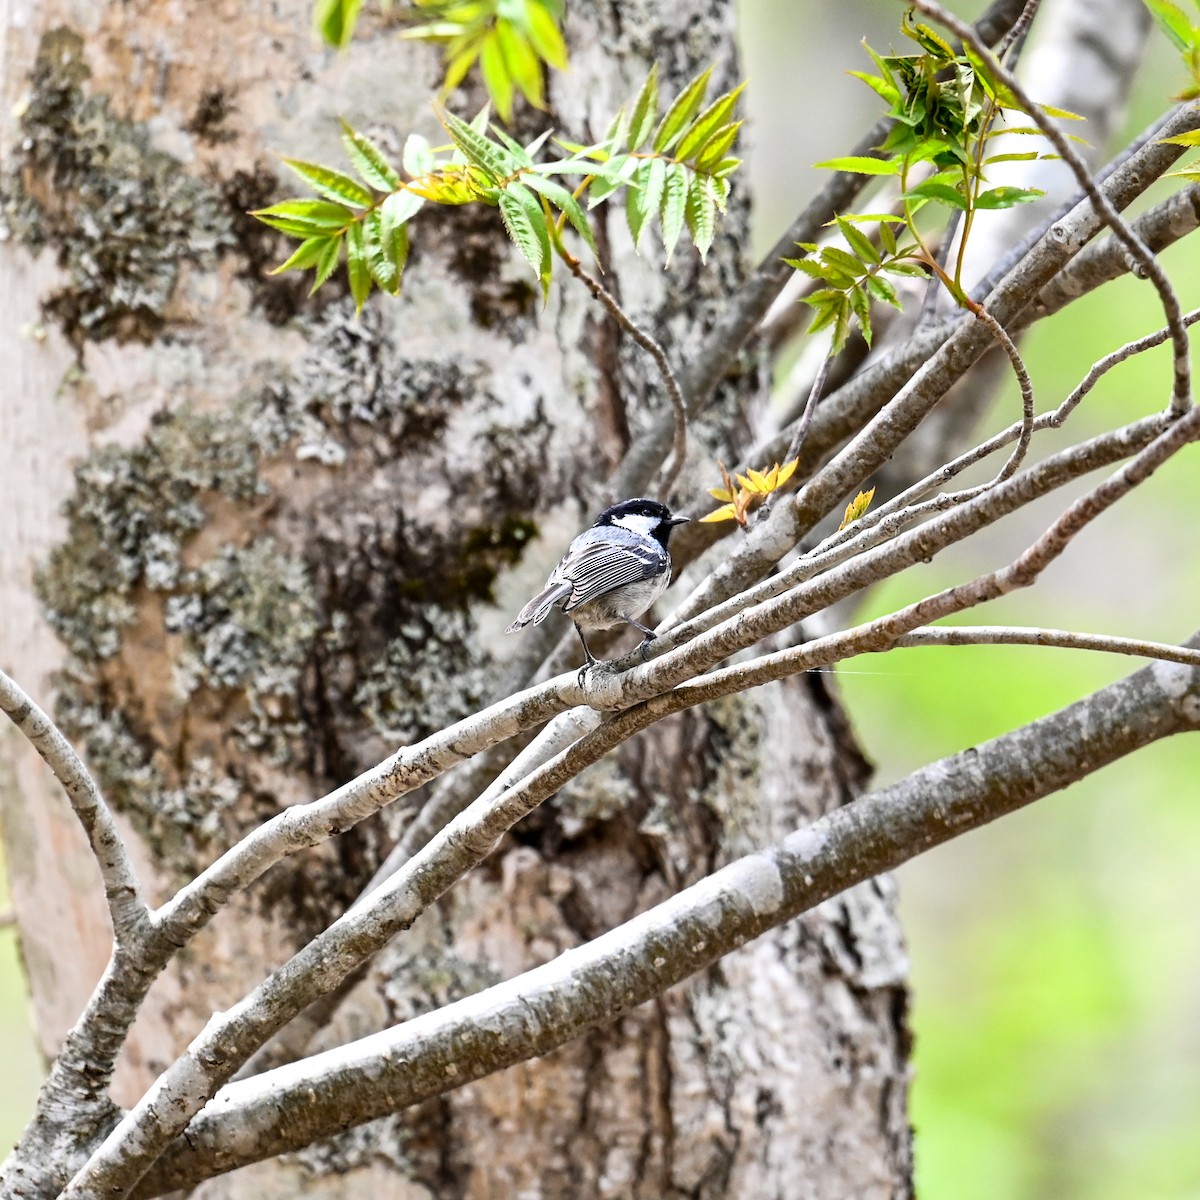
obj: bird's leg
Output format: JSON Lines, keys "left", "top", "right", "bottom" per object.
{"left": 575, "top": 624, "right": 598, "bottom": 686}
{"left": 622, "top": 617, "right": 658, "bottom": 661}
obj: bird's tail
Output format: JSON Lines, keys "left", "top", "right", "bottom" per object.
{"left": 505, "top": 580, "right": 573, "bottom": 633}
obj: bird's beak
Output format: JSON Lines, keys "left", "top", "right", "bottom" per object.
{"left": 669, "top": 515, "right": 690, "bottom": 526}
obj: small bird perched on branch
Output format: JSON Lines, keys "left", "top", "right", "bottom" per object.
{"left": 506, "top": 497, "right": 689, "bottom": 669}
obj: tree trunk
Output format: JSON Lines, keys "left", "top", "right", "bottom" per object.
{"left": 0, "top": 1, "right": 912, "bottom": 1195}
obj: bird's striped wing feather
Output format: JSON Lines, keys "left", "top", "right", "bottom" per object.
{"left": 561, "top": 533, "right": 667, "bottom": 613}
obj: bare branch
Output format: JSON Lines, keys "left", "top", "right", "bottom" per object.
{"left": 895, "top": 625, "right": 1200, "bottom": 668}
{"left": 133, "top": 646, "right": 1200, "bottom": 1196}
{"left": 0, "top": 668, "right": 148, "bottom": 946}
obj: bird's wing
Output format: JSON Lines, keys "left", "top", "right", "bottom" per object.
{"left": 558, "top": 529, "right": 668, "bottom": 613}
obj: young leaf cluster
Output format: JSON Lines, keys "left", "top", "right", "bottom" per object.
{"left": 312, "top": 0, "right": 568, "bottom": 124}
{"left": 569, "top": 64, "right": 743, "bottom": 263}
{"left": 252, "top": 66, "right": 745, "bottom": 310}
{"left": 796, "top": 11, "right": 1075, "bottom": 345}
{"left": 701, "top": 459, "right": 799, "bottom": 526}
{"left": 1144, "top": 0, "right": 1200, "bottom": 179}
{"left": 787, "top": 215, "right": 928, "bottom": 353}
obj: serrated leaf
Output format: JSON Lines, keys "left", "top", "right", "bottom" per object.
{"left": 627, "top": 155, "right": 666, "bottom": 249}
{"left": 498, "top": 182, "right": 549, "bottom": 282}
{"left": 479, "top": 30, "right": 517, "bottom": 123}
{"left": 340, "top": 121, "right": 401, "bottom": 191}
{"left": 974, "top": 185, "right": 1044, "bottom": 209}
{"left": 440, "top": 107, "right": 515, "bottom": 181}
{"left": 878, "top": 220, "right": 897, "bottom": 256}
{"left": 848, "top": 69, "right": 900, "bottom": 105}
{"left": 281, "top": 158, "right": 374, "bottom": 207}
{"left": 685, "top": 173, "right": 717, "bottom": 261}
{"left": 836, "top": 215, "right": 881, "bottom": 265}
{"left": 839, "top": 487, "right": 876, "bottom": 530}
{"left": 814, "top": 154, "right": 902, "bottom": 175}
{"left": 345, "top": 221, "right": 371, "bottom": 313}
{"left": 1145, "top": 0, "right": 1197, "bottom": 49}
{"left": 310, "top": 235, "right": 342, "bottom": 295}
{"left": 522, "top": 173, "right": 597, "bottom": 255}
{"left": 522, "top": 0, "right": 569, "bottom": 70}
{"left": 314, "top": 0, "right": 363, "bottom": 48}
{"left": 496, "top": 20, "right": 545, "bottom": 110}
{"left": 848, "top": 284, "right": 873, "bottom": 347}
{"left": 252, "top": 199, "right": 356, "bottom": 236}
{"left": 584, "top": 154, "right": 639, "bottom": 206}
{"left": 675, "top": 82, "right": 746, "bottom": 161}
{"left": 903, "top": 180, "right": 967, "bottom": 209}
{"left": 1159, "top": 128, "right": 1200, "bottom": 146}
{"left": 269, "top": 236, "right": 332, "bottom": 275}
{"left": 821, "top": 245, "right": 870, "bottom": 277}
{"left": 786, "top": 257, "right": 855, "bottom": 288}
{"left": 653, "top": 66, "right": 714, "bottom": 153}
{"left": 403, "top": 133, "right": 436, "bottom": 178}
{"left": 491, "top": 125, "right": 536, "bottom": 168}
{"left": 364, "top": 209, "right": 402, "bottom": 293}
{"left": 864, "top": 273, "right": 900, "bottom": 307}
{"left": 628, "top": 64, "right": 661, "bottom": 151}
{"left": 693, "top": 120, "right": 744, "bottom": 173}
{"left": 880, "top": 259, "right": 931, "bottom": 278}
{"left": 660, "top": 161, "right": 688, "bottom": 262}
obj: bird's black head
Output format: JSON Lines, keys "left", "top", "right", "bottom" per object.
{"left": 594, "top": 497, "right": 689, "bottom": 547}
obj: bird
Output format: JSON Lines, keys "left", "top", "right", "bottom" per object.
{"left": 506, "top": 497, "right": 689, "bottom": 669}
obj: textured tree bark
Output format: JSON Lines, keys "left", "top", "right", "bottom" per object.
{"left": 0, "top": 1, "right": 912, "bottom": 1196}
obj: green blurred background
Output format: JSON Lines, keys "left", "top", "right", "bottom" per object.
{"left": 1, "top": 1, "right": 1198, "bottom": 1193}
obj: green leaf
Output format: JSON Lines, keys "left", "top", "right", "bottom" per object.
{"left": 522, "top": 0, "right": 569, "bottom": 70}
{"left": 310, "top": 235, "right": 343, "bottom": 295}
{"left": 974, "top": 185, "right": 1044, "bottom": 209}
{"left": 340, "top": 121, "right": 401, "bottom": 191}
{"left": 403, "top": 134, "right": 436, "bottom": 178}
{"left": 982, "top": 150, "right": 1041, "bottom": 165}
{"left": 492, "top": 125, "right": 536, "bottom": 168}
{"left": 380, "top": 188, "right": 425, "bottom": 228}
{"left": 880, "top": 259, "right": 931, "bottom": 278}
{"left": 660, "top": 161, "right": 688, "bottom": 262}
{"left": 269, "top": 236, "right": 333, "bottom": 275}
{"left": 836, "top": 215, "right": 880, "bottom": 265}
{"left": 522, "top": 173, "right": 598, "bottom": 255}
{"left": 653, "top": 66, "right": 714, "bottom": 153}
{"left": 479, "top": 30, "right": 517, "bottom": 123}
{"left": 345, "top": 221, "right": 371, "bottom": 313}
{"left": 814, "top": 155, "right": 901, "bottom": 175}
{"left": 847, "top": 283, "right": 873, "bottom": 347}
{"left": 878, "top": 219, "right": 897, "bottom": 256}
{"left": 903, "top": 180, "right": 967, "bottom": 209}
{"left": 498, "top": 181, "right": 549, "bottom": 280}
{"left": 864, "top": 273, "right": 900, "bottom": 307}
{"left": 584, "top": 154, "right": 639, "bottom": 206}
{"left": 252, "top": 199, "right": 356, "bottom": 236}
{"left": 693, "top": 121, "right": 744, "bottom": 173}
{"left": 281, "top": 158, "right": 374, "bottom": 207}
{"left": 848, "top": 69, "right": 900, "bottom": 106}
{"left": 1145, "top": 0, "right": 1196, "bottom": 49}
{"left": 443, "top": 45, "right": 480, "bottom": 94}
{"left": 685, "top": 173, "right": 717, "bottom": 261}
{"left": 364, "top": 208, "right": 408, "bottom": 294}
{"left": 627, "top": 155, "right": 666, "bottom": 249}
{"left": 675, "top": 83, "right": 746, "bottom": 161}
{"left": 314, "top": 0, "right": 363, "bottom": 48}
{"left": 1159, "top": 128, "right": 1200, "bottom": 146}
{"left": 496, "top": 19, "right": 545, "bottom": 109}
{"left": 628, "top": 64, "right": 661, "bottom": 151}
{"left": 820, "top": 245, "right": 870, "bottom": 277}
{"left": 786, "top": 256, "right": 857, "bottom": 289}
{"left": 439, "top": 108, "right": 515, "bottom": 181}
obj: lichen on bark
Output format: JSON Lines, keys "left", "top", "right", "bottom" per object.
{"left": 0, "top": 26, "right": 234, "bottom": 347}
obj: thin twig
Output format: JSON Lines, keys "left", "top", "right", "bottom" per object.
{"left": 908, "top": 0, "right": 1193, "bottom": 414}
{"left": 565, "top": 256, "right": 688, "bottom": 500}
{"left": 0, "top": 669, "right": 148, "bottom": 947}
{"left": 968, "top": 302, "right": 1035, "bottom": 483}
{"left": 894, "top": 625, "right": 1200, "bottom": 666}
